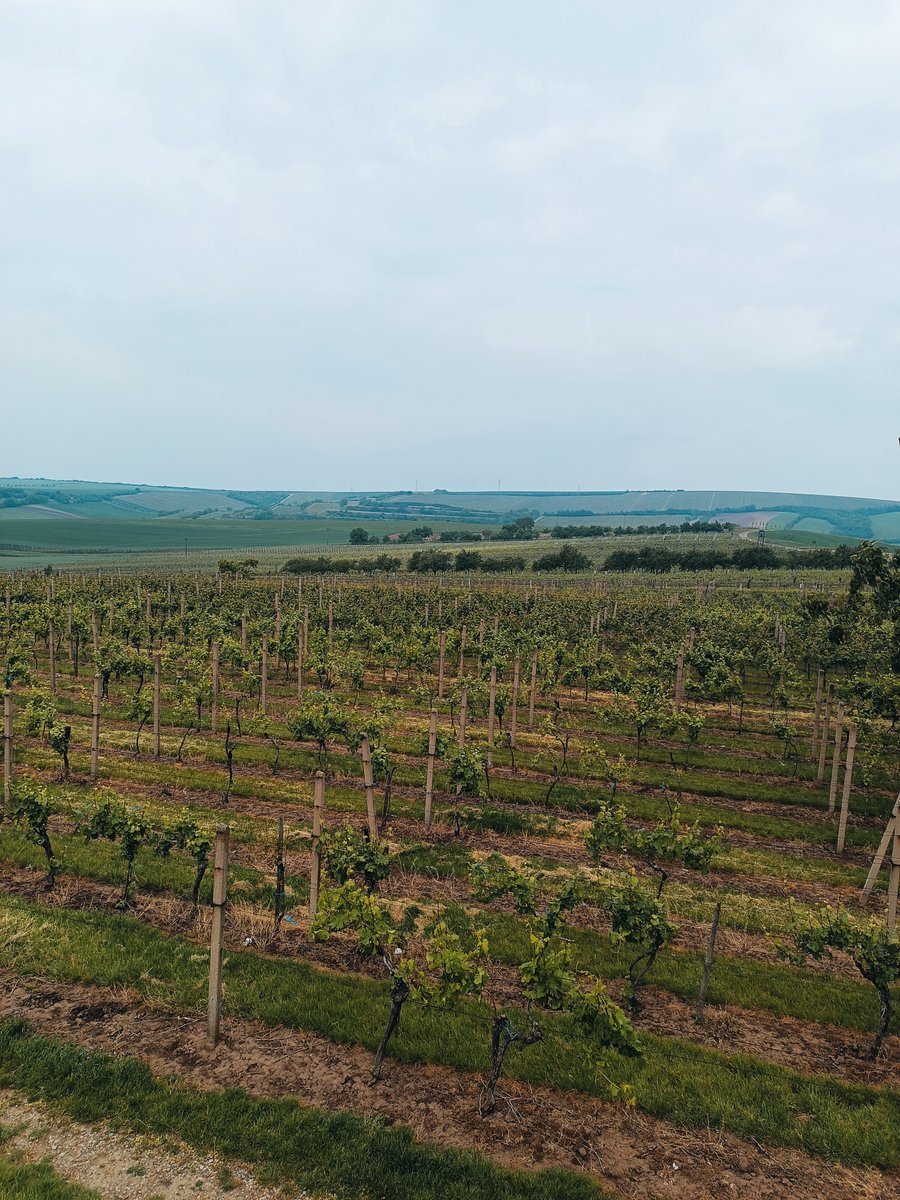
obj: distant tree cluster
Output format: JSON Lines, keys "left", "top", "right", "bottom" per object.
{"left": 217, "top": 558, "right": 259, "bottom": 577}
{"left": 603, "top": 544, "right": 856, "bottom": 572}
{"left": 283, "top": 554, "right": 403, "bottom": 575}
{"left": 348, "top": 516, "right": 736, "bottom": 547}
{"left": 550, "top": 520, "right": 730, "bottom": 538}
{"left": 283, "top": 542, "right": 592, "bottom": 576}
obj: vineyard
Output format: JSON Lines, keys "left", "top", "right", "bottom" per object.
{"left": 0, "top": 563, "right": 898, "bottom": 1199}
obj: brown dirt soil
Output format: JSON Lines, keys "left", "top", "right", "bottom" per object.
{"left": 0, "top": 1087, "right": 301, "bottom": 1200}
{"left": 0, "top": 972, "right": 895, "bottom": 1200}
{"left": 1, "top": 866, "right": 894, "bottom": 1085}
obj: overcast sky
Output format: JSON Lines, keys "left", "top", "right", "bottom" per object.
{"left": 2, "top": 2, "right": 899, "bottom": 498}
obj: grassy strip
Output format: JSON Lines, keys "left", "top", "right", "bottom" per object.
{"left": 1, "top": 895, "right": 898, "bottom": 1166}
{"left": 0, "top": 1153, "right": 101, "bottom": 1200}
{"left": 0, "top": 1022, "right": 603, "bottom": 1200}
{"left": 0, "top": 826, "right": 307, "bottom": 912}
{"left": 480, "top": 912, "right": 896, "bottom": 1035}
{"left": 17, "top": 739, "right": 885, "bottom": 854}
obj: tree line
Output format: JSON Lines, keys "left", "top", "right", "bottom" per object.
{"left": 603, "top": 543, "right": 857, "bottom": 572}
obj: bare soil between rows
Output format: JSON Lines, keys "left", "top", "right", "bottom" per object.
{"left": 0, "top": 866, "right": 895, "bottom": 1085}
{"left": 0, "top": 971, "right": 895, "bottom": 1200}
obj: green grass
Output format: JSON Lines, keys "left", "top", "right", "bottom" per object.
{"left": 0, "top": 1153, "right": 101, "bottom": 1200}
{"left": 0, "top": 1022, "right": 604, "bottom": 1200}
{"left": 1, "top": 894, "right": 898, "bottom": 1166}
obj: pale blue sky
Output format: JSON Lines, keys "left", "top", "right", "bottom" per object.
{"left": 2, "top": 1, "right": 899, "bottom": 498}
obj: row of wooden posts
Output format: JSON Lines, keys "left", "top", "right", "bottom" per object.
{"left": 810, "top": 669, "right": 859, "bottom": 853}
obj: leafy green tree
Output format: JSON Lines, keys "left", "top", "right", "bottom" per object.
{"left": 533, "top": 544, "right": 591, "bottom": 572}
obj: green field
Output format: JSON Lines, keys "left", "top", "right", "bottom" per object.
{"left": 3, "top": 479, "right": 898, "bottom": 542}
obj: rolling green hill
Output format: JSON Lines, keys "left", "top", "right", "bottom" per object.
{"left": 0, "top": 479, "right": 898, "bottom": 562}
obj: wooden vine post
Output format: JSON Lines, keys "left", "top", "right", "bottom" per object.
{"left": 694, "top": 901, "right": 721, "bottom": 1024}
{"left": 811, "top": 669, "right": 825, "bottom": 759}
{"left": 861, "top": 793, "right": 900, "bottom": 931}
{"left": 260, "top": 636, "right": 268, "bottom": 715}
{"left": 486, "top": 665, "right": 497, "bottom": 769}
{"left": 509, "top": 655, "right": 520, "bottom": 749}
{"left": 210, "top": 641, "right": 220, "bottom": 734}
{"left": 458, "top": 685, "right": 468, "bottom": 748}
{"left": 527, "top": 650, "right": 538, "bottom": 730}
{"left": 458, "top": 624, "right": 467, "bottom": 677}
{"left": 308, "top": 772, "right": 325, "bottom": 922}
{"left": 297, "top": 621, "right": 304, "bottom": 698}
{"left": 360, "top": 734, "right": 378, "bottom": 840}
{"left": 206, "top": 825, "right": 230, "bottom": 1047}
{"left": 3, "top": 688, "right": 12, "bottom": 805}
{"left": 48, "top": 617, "right": 56, "bottom": 694}
{"left": 273, "top": 815, "right": 286, "bottom": 931}
{"left": 674, "top": 647, "right": 685, "bottom": 712}
{"left": 90, "top": 672, "right": 101, "bottom": 782}
{"left": 827, "top": 702, "right": 845, "bottom": 813}
{"left": 437, "top": 631, "right": 446, "bottom": 700}
{"left": 152, "top": 652, "right": 161, "bottom": 759}
{"left": 424, "top": 708, "right": 437, "bottom": 832}
{"left": 890, "top": 816, "right": 900, "bottom": 933}
{"left": 816, "top": 684, "right": 833, "bottom": 783}
{"left": 835, "top": 722, "right": 857, "bottom": 854}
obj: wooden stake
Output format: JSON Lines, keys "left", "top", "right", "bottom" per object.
{"left": 424, "top": 708, "right": 437, "bottom": 832}
{"left": 811, "top": 669, "right": 824, "bottom": 759}
{"left": 827, "top": 702, "right": 845, "bottom": 813}
{"left": 48, "top": 617, "right": 56, "bottom": 694}
{"left": 240, "top": 614, "right": 248, "bottom": 658}
{"left": 510, "top": 655, "right": 520, "bottom": 749}
{"left": 90, "top": 672, "right": 101, "bottom": 782}
{"left": 309, "top": 772, "right": 325, "bottom": 922}
{"left": 458, "top": 625, "right": 467, "bottom": 677}
{"left": 360, "top": 734, "right": 378, "bottom": 840}
{"left": 486, "top": 665, "right": 497, "bottom": 769}
{"left": 836, "top": 722, "right": 856, "bottom": 854}
{"left": 674, "top": 647, "right": 684, "bottom": 712}
{"left": 694, "top": 901, "right": 721, "bottom": 1023}
{"left": 153, "top": 653, "right": 161, "bottom": 759}
{"left": 816, "top": 685, "right": 833, "bottom": 783}
{"left": 437, "top": 631, "right": 446, "bottom": 700}
{"left": 528, "top": 651, "right": 538, "bottom": 730}
{"left": 3, "top": 690, "right": 12, "bottom": 805}
{"left": 274, "top": 815, "right": 286, "bottom": 929}
{"left": 206, "top": 825, "right": 230, "bottom": 1047}
{"left": 458, "top": 685, "right": 468, "bottom": 748}
{"left": 297, "top": 623, "right": 304, "bottom": 698}
{"left": 888, "top": 817, "right": 900, "bottom": 934}
{"left": 211, "top": 641, "right": 220, "bottom": 734}
{"left": 862, "top": 794, "right": 900, "bottom": 900}
{"left": 260, "top": 636, "right": 268, "bottom": 715}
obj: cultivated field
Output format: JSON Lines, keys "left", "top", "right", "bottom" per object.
{"left": 0, "top": 567, "right": 897, "bottom": 1199}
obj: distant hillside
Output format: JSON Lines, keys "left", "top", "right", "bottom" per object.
{"left": 2, "top": 479, "right": 899, "bottom": 542}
